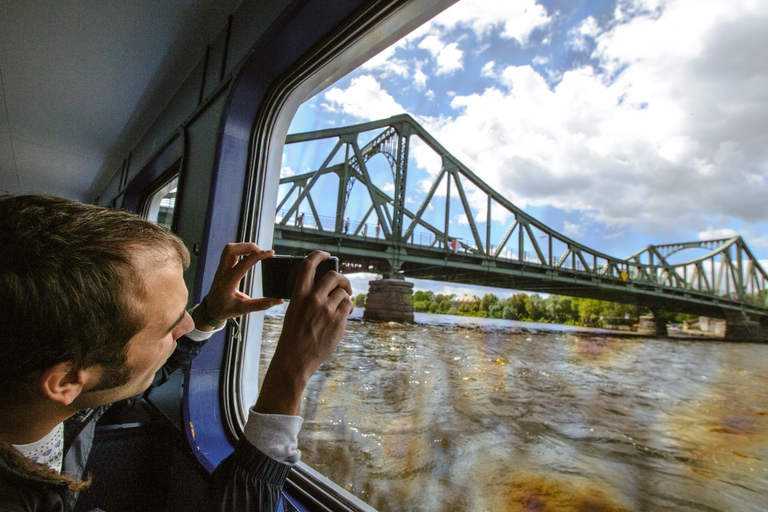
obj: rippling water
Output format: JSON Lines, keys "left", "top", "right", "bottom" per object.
{"left": 260, "top": 307, "right": 768, "bottom": 512}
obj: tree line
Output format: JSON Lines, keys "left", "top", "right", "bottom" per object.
{"left": 353, "top": 291, "right": 694, "bottom": 327}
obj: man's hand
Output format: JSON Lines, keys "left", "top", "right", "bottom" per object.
{"left": 256, "top": 250, "right": 354, "bottom": 416}
{"left": 193, "top": 243, "right": 284, "bottom": 331}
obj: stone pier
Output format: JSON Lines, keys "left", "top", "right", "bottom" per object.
{"left": 724, "top": 320, "right": 768, "bottom": 343}
{"left": 637, "top": 314, "right": 668, "bottom": 336}
{"left": 363, "top": 279, "right": 414, "bottom": 323}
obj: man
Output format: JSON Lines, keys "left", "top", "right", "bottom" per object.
{"left": 0, "top": 194, "right": 354, "bottom": 511}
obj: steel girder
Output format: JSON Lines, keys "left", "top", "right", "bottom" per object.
{"left": 275, "top": 114, "right": 768, "bottom": 319}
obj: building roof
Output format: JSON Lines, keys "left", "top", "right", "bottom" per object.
{"left": 452, "top": 295, "right": 480, "bottom": 303}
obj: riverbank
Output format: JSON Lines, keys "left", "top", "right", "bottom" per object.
{"left": 346, "top": 308, "right": 728, "bottom": 342}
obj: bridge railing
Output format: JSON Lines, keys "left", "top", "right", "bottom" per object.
{"left": 276, "top": 114, "right": 768, "bottom": 312}
{"left": 276, "top": 209, "right": 581, "bottom": 269}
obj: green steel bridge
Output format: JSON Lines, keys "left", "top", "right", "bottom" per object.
{"left": 273, "top": 114, "right": 768, "bottom": 328}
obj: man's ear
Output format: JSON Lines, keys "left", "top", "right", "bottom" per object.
{"left": 39, "top": 362, "right": 87, "bottom": 405}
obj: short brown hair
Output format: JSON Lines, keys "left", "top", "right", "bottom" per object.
{"left": 0, "top": 195, "right": 190, "bottom": 395}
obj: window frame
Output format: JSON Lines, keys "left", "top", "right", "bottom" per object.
{"left": 184, "top": 0, "right": 457, "bottom": 509}
{"left": 139, "top": 169, "right": 180, "bottom": 229}
{"left": 122, "top": 133, "right": 185, "bottom": 219}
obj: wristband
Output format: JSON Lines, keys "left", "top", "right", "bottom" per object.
{"left": 200, "top": 296, "right": 225, "bottom": 328}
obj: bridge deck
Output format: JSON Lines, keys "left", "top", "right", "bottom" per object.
{"left": 274, "top": 225, "right": 763, "bottom": 320}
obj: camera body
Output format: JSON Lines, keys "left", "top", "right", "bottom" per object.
{"left": 261, "top": 255, "right": 339, "bottom": 299}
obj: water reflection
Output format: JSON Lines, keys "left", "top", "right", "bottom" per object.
{"left": 259, "top": 308, "right": 768, "bottom": 511}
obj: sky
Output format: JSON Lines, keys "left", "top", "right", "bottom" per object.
{"left": 280, "top": 0, "right": 768, "bottom": 299}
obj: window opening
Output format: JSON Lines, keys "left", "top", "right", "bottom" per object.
{"left": 141, "top": 176, "right": 179, "bottom": 230}
{"left": 245, "top": 0, "right": 768, "bottom": 511}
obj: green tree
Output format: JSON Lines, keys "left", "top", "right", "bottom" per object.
{"left": 577, "top": 298, "right": 605, "bottom": 325}
{"left": 526, "top": 294, "right": 544, "bottom": 321}
{"left": 509, "top": 293, "right": 529, "bottom": 320}
{"left": 354, "top": 294, "right": 366, "bottom": 307}
{"left": 413, "top": 290, "right": 434, "bottom": 303}
{"left": 480, "top": 293, "right": 499, "bottom": 312}
{"left": 502, "top": 304, "right": 516, "bottom": 320}
{"left": 557, "top": 296, "right": 576, "bottom": 322}
{"left": 414, "top": 300, "right": 430, "bottom": 312}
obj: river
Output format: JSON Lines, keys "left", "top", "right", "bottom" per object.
{"left": 260, "top": 307, "right": 768, "bottom": 512}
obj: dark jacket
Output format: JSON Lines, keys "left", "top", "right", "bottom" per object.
{"left": 0, "top": 336, "right": 291, "bottom": 512}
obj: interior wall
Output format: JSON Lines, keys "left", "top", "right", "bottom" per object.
{"left": 96, "top": 0, "right": 298, "bottom": 209}
{"left": 96, "top": 0, "right": 301, "bottom": 295}
{"left": 93, "top": 0, "right": 299, "bottom": 428}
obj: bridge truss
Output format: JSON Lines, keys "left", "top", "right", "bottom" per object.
{"left": 274, "top": 114, "right": 768, "bottom": 321}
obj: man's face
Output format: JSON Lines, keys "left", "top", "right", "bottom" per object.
{"left": 77, "top": 252, "right": 195, "bottom": 406}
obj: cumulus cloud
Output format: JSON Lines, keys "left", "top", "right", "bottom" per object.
{"left": 417, "top": 0, "right": 768, "bottom": 236}
{"left": 410, "top": 136, "right": 443, "bottom": 179}
{"left": 418, "top": 36, "right": 464, "bottom": 75}
{"left": 698, "top": 227, "right": 738, "bottom": 241}
{"left": 361, "top": 46, "right": 410, "bottom": 78}
{"left": 307, "top": 0, "right": 768, "bottom": 254}
{"left": 413, "top": 62, "right": 428, "bottom": 89}
{"left": 481, "top": 61, "right": 496, "bottom": 77}
{"left": 567, "top": 16, "right": 600, "bottom": 52}
{"left": 321, "top": 75, "right": 406, "bottom": 120}
{"left": 563, "top": 222, "right": 584, "bottom": 239}
{"left": 420, "top": 0, "right": 551, "bottom": 46}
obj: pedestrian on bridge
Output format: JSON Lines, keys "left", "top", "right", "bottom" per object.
{"left": 297, "top": 213, "right": 304, "bottom": 228}
{"left": 375, "top": 224, "right": 380, "bottom": 239}
{"left": 344, "top": 217, "right": 350, "bottom": 234}
{"left": 362, "top": 224, "right": 367, "bottom": 237}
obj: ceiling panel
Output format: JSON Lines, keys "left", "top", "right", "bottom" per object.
{"left": 0, "top": 0, "right": 241, "bottom": 201}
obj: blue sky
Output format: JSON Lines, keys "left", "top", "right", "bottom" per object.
{"left": 281, "top": 0, "right": 768, "bottom": 298}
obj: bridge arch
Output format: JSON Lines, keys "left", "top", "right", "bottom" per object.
{"left": 274, "top": 115, "right": 768, "bottom": 323}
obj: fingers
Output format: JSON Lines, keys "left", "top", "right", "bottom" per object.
{"left": 204, "top": 243, "right": 277, "bottom": 323}
{"left": 295, "top": 250, "right": 330, "bottom": 295}
{"left": 218, "top": 243, "right": 274, "bottom": 285}
{"left": 315, "top": 270, "right": 352, "bottom": 298}
{"left": 293, "top": 251, "right": 352, "bottom": 307}
{"left": 231, "top": 297, "right": 284, "bottom": 316}
{"left": 218, "top": 242, "right": 260, "bottom": 268}
{"left": 328, "top": 287, "right": 355, "bottom": 316}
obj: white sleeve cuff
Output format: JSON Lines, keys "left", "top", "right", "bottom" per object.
{"left": 242, "top": 409, "right": 304, "bottom": 466}
{"left": 184, "top": 304, "right": 227, "bottom": 342}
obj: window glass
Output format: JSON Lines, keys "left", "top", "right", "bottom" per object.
{"left": 142, "top": 176, "right": 178, "bottom": 230}
{"left": 253, "top": 1, "right": 768, "bottom": 511}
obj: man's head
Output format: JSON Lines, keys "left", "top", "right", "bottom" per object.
{"left": 0, "top": 194, "right": 192, "bottom": 405}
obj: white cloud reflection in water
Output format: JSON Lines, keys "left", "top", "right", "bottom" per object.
{"left": 260, "top": 308, "right": 768, "bottom": 512}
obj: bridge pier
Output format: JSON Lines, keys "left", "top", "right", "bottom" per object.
{"left": 363, "top": 278, "right": 414, "bottom": 323}
{"left": 637, "top": 313, "right": 667, "bottom": 336}
{"left": 724, "top": 320, "right": 768, "bottom": 343}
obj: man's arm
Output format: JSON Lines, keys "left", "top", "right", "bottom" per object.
{"left": 193, "top": 243, "right": 285, "bottom": 333}
{"left": 255, "top": 251, "right": 353, "bottom": 416}
{"left": 206, "top": 249, "right": 353, "bottom": 512}
{"left": 147, "top": 244, "right": 284, "bottom": 390}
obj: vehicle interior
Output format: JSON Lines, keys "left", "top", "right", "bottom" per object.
{"left": 5, "top": 1, "right": 768, "bottom": 511}
{"left": 1, "top": 1, "right": 454, "bottom": 510}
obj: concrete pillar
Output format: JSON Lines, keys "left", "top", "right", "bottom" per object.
{"left": 724, "top": 320, "right": 768, "bottom": 343}
{"left": 638, "top": 314, "right": 667, "bottom": 336}
{"left": 363, "top": 279, "right": 414, "bottom": 323}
